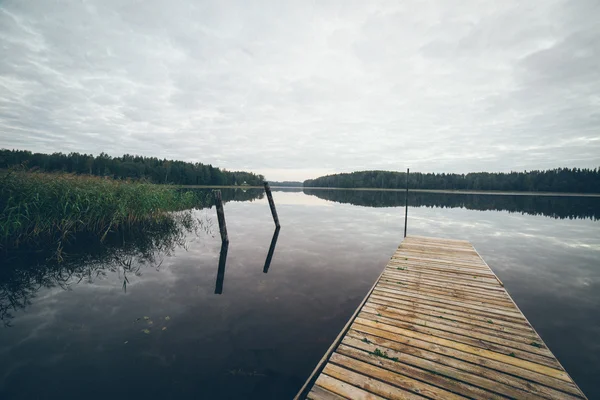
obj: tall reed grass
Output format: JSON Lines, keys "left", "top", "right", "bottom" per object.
{"left": 0, "top": 170, "right": 208, "bottom": 250}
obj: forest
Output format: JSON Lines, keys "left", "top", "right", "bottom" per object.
{"left": 0, "top": 149, "right": 264, "bottom": 186}
{"left": 303, "top": 169, "right": 600, "bottom": 193}
{"left": 270, "top": 181, "right": 303, "bottom": 187}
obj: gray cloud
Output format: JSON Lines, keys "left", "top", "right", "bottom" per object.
{"left": 0, "top": 0, "right": 598, "bottom": 180}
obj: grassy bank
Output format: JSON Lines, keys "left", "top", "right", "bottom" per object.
{"left": 0, "top": 171, "right": 208, "bottom": 250}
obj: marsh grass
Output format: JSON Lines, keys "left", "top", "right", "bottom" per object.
{"left": 0, "top": 170, "right": 210, "bottom": 250}
{"left": 0, "top": 212, "right": 210, "bottom": 326}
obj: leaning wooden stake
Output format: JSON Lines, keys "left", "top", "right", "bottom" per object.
{"left": 263, "top": 182, "right": 281, "bottom": 228}
{"left": 214, "top": 190, "right": 229, "bottom": 243}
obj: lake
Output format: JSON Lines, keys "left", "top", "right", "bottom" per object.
{"left": 1, "top": 189, "right": 598, "bottom": 399}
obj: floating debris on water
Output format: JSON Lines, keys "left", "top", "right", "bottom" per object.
{"left": 226, "top": 369, "right": 266, "bottom": 377}
{"left": 141, "top": 329, "right": 150, "bottom": 334}
{"left": 165, "top": 316, "right": 171, "bottom": 321}
{"left": 162, "top": 327, "right": 167, "bottom": 331}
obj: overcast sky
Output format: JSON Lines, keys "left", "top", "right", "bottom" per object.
{"left": 1, "top": 1, "right": 598, "bottom": 180}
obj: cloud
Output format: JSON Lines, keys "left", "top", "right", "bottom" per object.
{"left": 0, "top": 0, "right": 598, "bottom": 180}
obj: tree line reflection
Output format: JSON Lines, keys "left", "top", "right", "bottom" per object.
{"left": 0, "top": 188, "right": 270, "bottom": 326}
{"left": 8, "top": 186, "right": 593, "bottom": 325}
{"left": 302, "top": 189, "right": 600, "bottom": 220}
{"left": 0, "top": 212, "right": 207, "bottom": 326}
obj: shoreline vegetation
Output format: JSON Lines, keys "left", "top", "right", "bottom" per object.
{"left": 303, "top": 169, "right": 600, "bottom": 193}
{"left": 2, "top": 148, "right": 597, "bottom": 194}
{"left": 0, "top": 170, "right": 211, "bottom": 254}
{"left": 1, "top": 148, "right": 598, "bottom": 254}
{"left": 0, "top": 211, "right": 206, "bottom": 325}
{"left": 0, "top": 148, "right": 264, "bottom": 186}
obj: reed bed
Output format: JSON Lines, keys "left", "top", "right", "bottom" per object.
{"left": 0, "top": 171, "right": 208, "bottom": 250}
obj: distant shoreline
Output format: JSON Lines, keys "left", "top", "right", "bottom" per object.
{"left": 176, "top": 185, "right": 600, "bottom": 197}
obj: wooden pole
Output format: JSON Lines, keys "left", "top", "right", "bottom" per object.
{"left": 263, "top": 227, "right": 280, "bottom": 273}
{"left": 214, "top": 241, "right": 229, "bottom": 294}
{"left": 404, "top": 168, "right": 409, "bottom": 238}
{"left": 214, "top": 190, "right": 229, "bottom": 243}
{"left": 263, "top": 182, "right": 280, "bottom": 228}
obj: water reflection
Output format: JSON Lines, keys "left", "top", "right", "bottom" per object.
{"left": 214, "top": 241, "right": 229, "bottom": 295}
{"left": 0, "top": 188, "right": 265, "bottom": 326}
{"left": 303, "top": 188, "right": 600, "bottom": 220}
{"left": 1, "top": 189, "right": 598, "bottom": 399}
{"left": 263, "top": 227, "right": 281, "bottom": 274}
{"left": 0, "top": 212, "right": 210, "bottom": 326}
{"left": 214, "top": 226, "right": 281, "bottom": 294}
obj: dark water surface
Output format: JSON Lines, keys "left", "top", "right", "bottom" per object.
{"left": 1, "top": 189, "right": 599, "bottom": 399}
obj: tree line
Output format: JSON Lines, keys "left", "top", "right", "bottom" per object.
{"left": 303, "top": 169, "right": 600, "bottom": 193}
{"left": 0, "top": 149, "right": 264, "bottom": 186}
{"left": 270, "top": 181, "right": 303, "bottom": 187}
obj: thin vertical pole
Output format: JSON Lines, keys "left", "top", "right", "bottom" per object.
{"left": 404, "top": 168, "right": 409, "bottom": 238}
{"left": 264, "top": 182, "right": 281, "bottom": 228}
{"left": 214, "top": 190, "right": 229, "bottom": 243}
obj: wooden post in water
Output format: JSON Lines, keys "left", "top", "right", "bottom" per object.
{"left": 214, "top": 190, "right": 229, "bottom": 243}
{"left": 404, "top": 168, "right": 409, "bottom": 238}
{"left": 264, "top": 182, "right": 281, "bottom": 228}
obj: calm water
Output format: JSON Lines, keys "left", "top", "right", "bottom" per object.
{"left": 1, "top": 189, "right": 599, "bottom": 399}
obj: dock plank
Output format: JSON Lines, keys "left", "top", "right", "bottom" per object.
{"left": 295, "top": 236, "right": 587, "bottom": 400}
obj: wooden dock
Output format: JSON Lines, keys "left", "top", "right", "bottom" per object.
{"left": 296, "top": 235, "right": 587, "bottom": 400}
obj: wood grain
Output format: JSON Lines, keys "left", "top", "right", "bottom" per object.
{"left": 296, "top": 236, "right": 587, "bottom": 400}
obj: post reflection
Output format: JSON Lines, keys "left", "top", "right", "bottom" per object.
{"left": 263, "top": 227, "right": 280, "bottom": 274}
{"left": 214, "top": 241, "right": 229, "bottom": 295}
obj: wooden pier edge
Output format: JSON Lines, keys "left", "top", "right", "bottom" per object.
{"left": 294, "top": 235, "right": 587, "bottom": 400}
{"left": 471, "top": 240, "right": 587, "bottom": 397}
{"left": 292, "top": 248, "right": 395, "bottom": 400}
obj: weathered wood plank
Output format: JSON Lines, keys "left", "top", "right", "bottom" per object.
{"left": 314, "top": 374, "right": 385, "bottom": 400}
{"left": 387, "top": 264, "right": 500, "bottom": 283}
{"left": 364, "top": 301, "right": 540, "bottom": 343}
{"left": 393, "top": 253, "right": 486, "bottom": 266}
{"left": 296, "top": 236, "right": 587, "bottom": 400}
{"left": 384, "top": 268, "right": 507, "bottom": 291}
{"left": 307, "top": 385, "right": 348, "bottom": 400}
{"left": 369, "top": 293, "right": 536, "bottom": 331}
{"left": 389, "top": 259, "right": 493, "bottom": 274}
{"left": 328, "top": 353, "right": 467, "bottom": 400}
{"left": 361, "top": 306, "right": 552, "bottom": 355}
{"left": 343, "top": 334, "right": 584, "bottom": 400}
{"left": 348, "top": 325, "right": 582, "bottom": 396}
{"left": 373, "top": 287, "right": 526, "bottom": 320}
{"left": 377, "top": 280, "right": 516, "bottom": 308}
{"left": 355, "top": 317, "right": 563, "bottom": 371}
{"left": 323, "top": 364, "right": 427, "bottom": 400}
{"left": 381, "top": 271, "right": 509, "bottom": 296}
{"left": 407, "top": 235, "right": 471, "bottom": 245}
{"left": 337, "top": 343, "right": 520, "bottom": 400}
